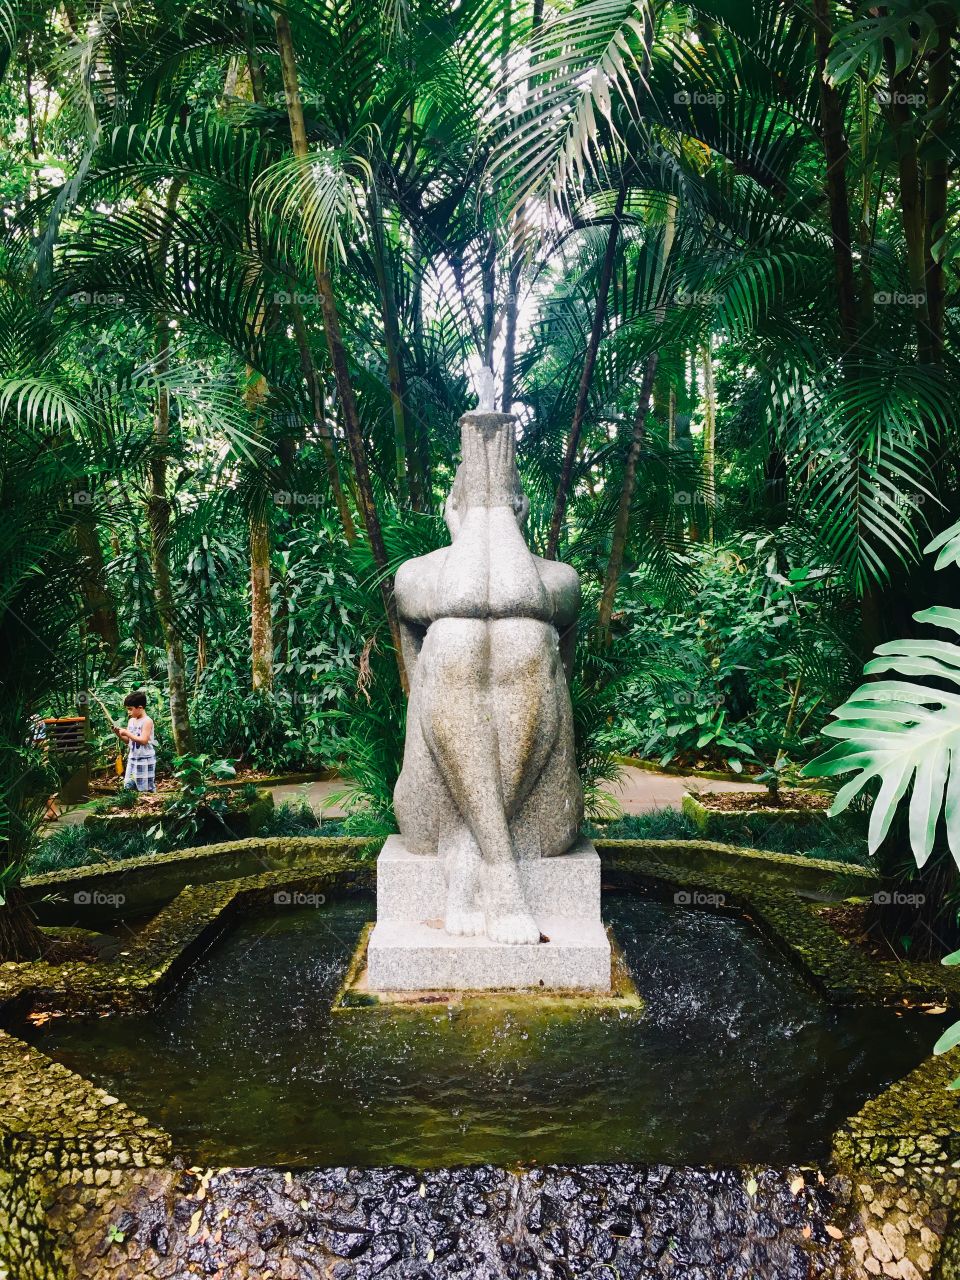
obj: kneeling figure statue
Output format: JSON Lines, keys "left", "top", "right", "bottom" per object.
{"left": 393, "top": 407, "right": 583, "bottom": 945}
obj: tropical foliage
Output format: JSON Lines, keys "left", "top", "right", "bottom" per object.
{"left": 805, "top": 521, "right": 960, "bottom": 869}
{"left": 2, "top": 0, "right": 960, "bottom": 957}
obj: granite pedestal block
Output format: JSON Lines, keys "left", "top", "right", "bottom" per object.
{"left": 367, "top": 836, "right": 611, "bottom": 992}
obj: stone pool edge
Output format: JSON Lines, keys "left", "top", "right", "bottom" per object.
{"left": 2, "top": 839, "right": 959, "bottom": 1279}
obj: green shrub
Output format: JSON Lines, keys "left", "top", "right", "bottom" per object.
{"left": 588, "top": 806, "right": 869, "bottom": 863}
{"left": 91, "top": 787, "right": 138, "bottom": 813}
{"left": 27, "top": 823, "right": 171, "bottom": 874}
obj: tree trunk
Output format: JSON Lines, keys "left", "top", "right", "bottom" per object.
{"left": 149, "top": 181, "right": 195, "bottom": 756}
{"left": 275, "top": 4, "right": 407, "bottom": 691}
{"left": 598, "top": 351, "right": 659, "bottom": 637}
{"left": 598, "top": 195, "right": 676, "bottom": 632}
{"left": 245, "top": 354, "right": 274, "bottom": 693}
{"left": 76, "top": 503, "right": 120, "bottom": 657}
{"left": 885, "top": 63, "right": 929, "bottom": 359}
{"left": 501, "top": 237, "right": 523, "bottom": 413}
{"left": 0, "top": 887, "right": 49, "bottom": 961}
{"left": 250, "top": 506, "right": 274, "bottom": 692}
{"left": 149, "top": 361, "right": 195, "bottom": 755}
{"left": 924, "top": 7, "right": 954, "bottom": 361}
{"left": 368, "top": 183, "right": 419, "bottom": 508}
{"left": 288, "top": 301, "right": 356, "bottom": 541}
{"left": 546, "top": 182, "right": 626, "bottom": 558}
{"left": 273, "top": 5, "right": 356, "bottom": 538}
{"left": 700, "top": 343, "right": 717, "bottom": 541}
{"left": 857, "top": 80, "right": 876, "bottom": 333}
{"left": 481, "top": 227, "right": 497, "bottom": 367}
{"left": 318, "top": 267, "right": 407, "bottom": 690}
{"left": 811, "top": 0, "right": 859, "bottom": 355}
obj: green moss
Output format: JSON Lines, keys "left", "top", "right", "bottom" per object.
{"left": 23, "top": 835, "right": 379, "bottom": 923}
{"left": 3, "top": 838, "right": 960, "bottom": 1275}
{"left": 330, "top": 923, "right": 645, "bottom": 1017}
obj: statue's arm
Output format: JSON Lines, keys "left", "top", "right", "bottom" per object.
{"left": 558, "top": 620, "right": 578, "bottom": 684}
{"left": 395, "top": 551, "right": 445, "bottom": 686}
{"left": 535, "top": 559, "right": 581, "bottom": 683}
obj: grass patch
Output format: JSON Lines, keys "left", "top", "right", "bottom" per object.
{"left": 259, "top": 799, "right": 325, "bottom": 836}
{"left": 28, "top": 801, "right": 375, "bottom": 876}
{"left": 587, "top": 807, "right": 869, "bottom": 864}
{"left": 28, "top": 824, "right": 168, "bottom": 874}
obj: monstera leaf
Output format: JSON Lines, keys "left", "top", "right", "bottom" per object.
{"left": 803, "top": 521, "right": 960, "bottom": 869}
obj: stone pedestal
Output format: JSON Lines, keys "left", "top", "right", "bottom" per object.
{"left": 367, "top": 836, "right": 611, "bottom": 992}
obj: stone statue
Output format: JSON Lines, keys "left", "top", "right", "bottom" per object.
{"left": 393, "top": 408, "right": 584, "bottom": 946}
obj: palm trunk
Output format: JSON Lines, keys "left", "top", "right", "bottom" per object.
{"left": 885, "top": 64, "right": 929, "bottom": 360}
{"left": 244, "top": 357, "right": 275, "bottom": 693}
{"left": 273, "top": 4, "right": 355, "bottom": 538}
{"left": 368, "top": 184, "right": 419, "bottom": 508}
{"left": 149, "top": 182, "right": 195, "bottom": 756}
{"left": 274, "top": 4, "right": 406, "bottom": 691}
{"left": 857, "top": 80, "right": 876, "bottom": 333}
{"left": 409, "top": 238, "right": 433, "bottom": 506}
{"left": 700, "top": 343, "right": 717, "bottom": 541}
{"left": 76, "top": 503, "right": 120, "bottom": 657}
{"left": 288, "top": 301, "right": 356, "bottom": 541}
{"left": 811, "top": 0, "right": 859, "bottom": 355}
{"left": 924, "top": 8, "right": 954, "bottom": 361}
{"left": 597, "top": 196, "right": 675, "bottom": 633}
{"left": 501, "top": 237, "right": 522, "bottom": 413}
{"left": 481, "top": 227, "right": 497, "bottom": 367}
{"left": 598, "top": 352, "right": 659, "bottom": 637}
{"left": 546, "top": 182, "right": 626, "bottom": 558}
{"left": 250, "top": 506, "right": 273, "bottom": 692}
{"left": 0, "top": 886, "right": 48, "bottom": 961}
{"left": 149, "top": 369, "right": 195, "bottom": 755}
{"left": 318, "top": 266, "right": 407, "bottom": 691}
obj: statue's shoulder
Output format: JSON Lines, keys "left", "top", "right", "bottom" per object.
{"left": 532, "top": 556, "right": 580, "bottom": 622}
{"left": 395, "top": 546, "right": 449, "bottom": 621}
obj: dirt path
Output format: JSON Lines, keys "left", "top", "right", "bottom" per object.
{"left": 47, "top": 762, "right": 764, "bottom": 828}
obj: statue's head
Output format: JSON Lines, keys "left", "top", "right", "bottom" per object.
{"left": 444, "top": 411, "right": 529, "bottom": 538}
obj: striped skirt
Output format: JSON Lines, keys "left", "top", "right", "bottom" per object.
{"left": 124, "top": 742, "right": 156, "bottom": 792}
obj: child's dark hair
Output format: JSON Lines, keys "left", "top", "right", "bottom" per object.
{"left": 123, "top": 691, "right": 148, "bottom": 709}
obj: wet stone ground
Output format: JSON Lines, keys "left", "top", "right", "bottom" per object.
{"left": 54, "top": 1162, "right": 853, "bottom": 1279}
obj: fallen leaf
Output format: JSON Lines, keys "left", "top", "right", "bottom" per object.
{"left": 426, "top": 1249, "right": 435, "bottom": 1263}
{"left": 745, "top": 1177, "right": 758, "bottom": 1198}
{"left": 300, "top": 1200, "right": 310, "bottom": 1211}
{"left": 802, "top": 1225, "right": 812, "bottom": 1239}
{"left": 825, "top": 1225, "right": 843, "bottom": 1239}
{"left": 188, "top": 1209, "right": 203, "bottom": 1238}
{"left": 790, "top": 1176, "right": 805, "bottom": 1195}
{"left": 284, "top": 1171, "right": 293, "bottom": 1188}
{"left": 419, "top": 1183, "right": 426, "bottom": 1199}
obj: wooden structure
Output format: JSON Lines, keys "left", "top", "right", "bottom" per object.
{"left": 43, "top": 717, "right": 89, "bottom": 804}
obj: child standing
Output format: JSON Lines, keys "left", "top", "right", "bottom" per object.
{"left": 114, "top": 691, "right": 157, "bottom": 792}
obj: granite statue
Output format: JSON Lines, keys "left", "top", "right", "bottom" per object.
{"left": 393, "top": 406, "right": 584, "bottom": 946}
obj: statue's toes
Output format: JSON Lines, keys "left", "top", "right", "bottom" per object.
{"left": 486, "top": 911, "right": 540, "bottom": 945}
{"left": 445, "top": 909, "right": 485, "bottom": 937}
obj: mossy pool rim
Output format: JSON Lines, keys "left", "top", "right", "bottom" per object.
{"left": 3, "top": 834, "right": 960, "bottom": 1279}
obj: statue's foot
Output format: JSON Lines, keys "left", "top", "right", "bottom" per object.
{"left": 445, "top": 907, "right": 485, "bottom": 937}
{"left": 481, "top": 861, "right": 540, "bottom": 945}
{"left": 486, "top": 910, "right": 540, "bottom": 945}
